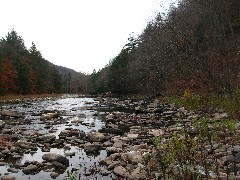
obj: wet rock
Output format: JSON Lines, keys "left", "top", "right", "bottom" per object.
{"left": 22, "top": 164, "right": 40, "bottom": 174}
{"left": 7, "top": 168, "right": 19, "bottom": 173}
{"left": 40, "top": 112, "right": 59, "bottom": 120}
{"left": 99, "top": 128, "right": 124, "bottom": 135}
{"left": 84, "top": 143, "right": 101, "bottom": 153}
{"left": 0, "top": 109, "right": 24, "bottom": 118}
{"left": 87, "top": 132, "right": 106, "bottom": 142}
{"left": 1, "top": 149, "right": 11, "bottom": 155}
{"left": 113, "top": 166, "right": 129, "bottom": 177}
{"left": 42, "top": 153, "right": 69, "bottom": 166}
{"left": 0, "top": 120, "right": 5, "bottom": 129}
{"left": 1, "top": 175, "right": 16, "bottom": 180}
{"left": 2, "top": 128, "right": 13, "bottom": 134}
{"left": 64, "top": 152, "right": 75, "bottom": 156}
{"left": 51, "top": 161, "right": 67, "bottom": 169}
{"left": 50, "top": 172, "right": 59, "bottom": 178}
{"left": 39, "top": 134, "right": 56, "bottom": 141}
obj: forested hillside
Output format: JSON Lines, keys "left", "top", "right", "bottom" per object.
{"left": 0, "top": 30, "right": 88, "bottom": 95}
{"left": 90, "top": 0, "right": 240, "bottom": 95}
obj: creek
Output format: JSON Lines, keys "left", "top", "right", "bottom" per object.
{"left": 0, "top": 96, "right": 123, "bottom": 180}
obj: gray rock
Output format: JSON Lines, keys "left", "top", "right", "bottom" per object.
{"left": 0, "top": 120, "right": 5, "bottom": 129}
{"left": 7, "top": 168, "right": 19, "bottom": 173}
{"left": 99, "top": 128, "right": 124, "bottom": 135}
{"left": 22, "top": 164, "right": 40, "bottom": 174}
{"left": 0, "top": 109, "right": 24, "bottom": 118}
{"left": 128, "top": 167, "right": 147, "bottom": 180}
{"left": 87, "top": 132, "right": 106, "bottom": 142}
{"left": 121, "top": 151, "right": 143, "bottom": 164}
{"left": 2, "top": 175, "right": 16, "bottom": 180}
{"left": 42, "top": 153, "right": 69, "bottom": 166}
{"left": 50, "top": 172, "right": 59, "bottom": 179}
{"left": 113, "top": 166, "right": 129, "bottom": 177}
{"left": 40, "top": 112, "right": 58, "bottom": 120}
{"left": 84, "top": 143, "right": 101, "bottom": 153}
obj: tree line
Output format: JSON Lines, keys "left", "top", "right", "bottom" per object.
{"left": 89, "top": 0, "right": 240, "bottom": 95}
{"left": 0, "top": 30, "right": 88, "bottom": 95}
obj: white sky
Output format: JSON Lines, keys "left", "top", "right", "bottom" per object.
{"left": 0, "top": 0, "right": 172, "bottom": 73}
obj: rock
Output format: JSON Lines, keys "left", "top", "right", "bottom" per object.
{"left": 121, "top": 151, "right": 143, "bottom": 164}
{"left": 127, "top": 134, "right": 139, "bottom": 139}
{"left": 7, "top": 168, "right": 19, "bottom": 173}
{"left": 51, "top": 161, "right": 67, "bottom": 169}
{"left": 2, "top": 128, "right": 13, "bottom": 134}
{"left": 84, "top": 143, "right": 101, "bottom": 153}
{"left": 106, "top": 147, "right": 122, "bottom": 154}
{"left": 223, "top": 153, "right": 240, "bottom": 164}
{"left": 113, "top": 166, "right": 129, "bottom": 177}
{"left": 22, "top": 164, "right": 40, "bottom": 174}
{"left": 1, "top": 175, "right": 16, "bottom": 180}
{"left": 0, "top": 120, "right": 5, "bottom": 129}
{"left": 64, "top": 152, "right": 75, "bottom": 156}
{"left": 107, "top": 161, "right": 122, "bottom": 169}
{"left": 128, "top": 167, "right": 147, "bottom": 180}
{"left": 99, "top": 128, "right": 124, "bottom": 135}
{"left": 1, "top": 149, "right": 11, "bottom": 155}
{"left": 50, "top": 172, "right": 59, "bottom": 178}
{"left": 113, "top": 141, "right": 123, "bottom": 148}
{"left": 0, "top": 109, "right": 24, "bottom": 118}
{"left": 87, "top": 132, "right": 106, "bottom": 142}
{"left": 42, "top": 153, "right": 69, "bottom": 166}
{"left": 39, "top": 134, "right": 56, "bottom": 141}
{"left": 40, "top": 112, "right": 58, "bottom": 120}
{"left": 148, "top": 129, "right": 164, "bottom": 137}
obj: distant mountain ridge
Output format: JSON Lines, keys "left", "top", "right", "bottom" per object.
{"left": 54, "top": 65, "right": 77, "bottom": 75}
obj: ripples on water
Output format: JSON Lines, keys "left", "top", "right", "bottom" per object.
{"left": 0, "top": 97, "right": 114, "bottom": 180}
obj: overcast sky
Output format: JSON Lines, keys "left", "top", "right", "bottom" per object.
{"left": 0, "top": 0, "right": 172, "bottom": 73}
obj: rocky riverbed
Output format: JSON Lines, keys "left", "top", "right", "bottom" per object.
{"left": 0, "top": 95, "right": 238, "bottom": 179}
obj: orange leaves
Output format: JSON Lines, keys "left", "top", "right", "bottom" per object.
{"left": 0, "top": 58, "right": 17, "bottom": 94}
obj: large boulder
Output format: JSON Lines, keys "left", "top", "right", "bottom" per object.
{"left": 42, "top": 153, "right": 69, "bottom": 166}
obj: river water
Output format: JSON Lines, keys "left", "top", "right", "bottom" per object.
{"left": 0, "top": 96, "right": 118, "bottom": 180}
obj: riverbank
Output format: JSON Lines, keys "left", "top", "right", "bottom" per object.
{"left": 0, "top": 94, "right": 239, "bottom": 179}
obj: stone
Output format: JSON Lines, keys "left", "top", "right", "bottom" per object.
{"left": 42, "top": 153, "right": 69, "bottom": 166}
{"left": 113, "top": 166, "right": 129, "bottom": 177}
{"left": 106, "top": 147, "right": 122, "bottom": 154}
{"left": 0, "top": 109, "right": 24, "bottom": 118}
{"left": 7, "top": 168, "right": 19, "bottom": 173}
{"left": 121, "top": 151, "right": 143, "bottom": 164}
{"left": 22, "top": 164, "right": 40, "bottom": 174}
{"left": 87, "top": 132, "right": 106, "bottom": 142}
{"left": 84, "top": 143, "right": 101, "bottom": 153}
{"left": 40, "top": 112, "right": 58, "bottom": 120}
{"left": 128, "top": 167, "right": 147, "bottom": 180}
{"left": 1, "top": 175, "right": 16, "bottom": 180}
{"left": 50, "top": 172, "right": 59, "bottom": 179}
{"left": 0, "top": 120, "right": 5, "bottom": 129}
{"left": 99, "top": 128, "right": 124, "bottom": 135}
